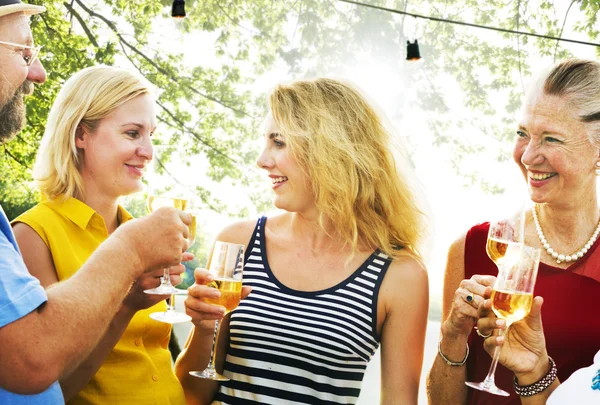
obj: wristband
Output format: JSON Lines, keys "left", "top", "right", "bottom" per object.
{"left": 514, "top": 356, "right": 557, "bottom": 397}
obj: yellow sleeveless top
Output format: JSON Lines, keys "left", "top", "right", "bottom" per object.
{"left": 14, "top": 197, "right": 186, "bottom": 405}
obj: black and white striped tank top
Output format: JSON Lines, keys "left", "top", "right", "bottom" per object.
{"left": 214, "top": 216, "right": 392, "bottom": 405}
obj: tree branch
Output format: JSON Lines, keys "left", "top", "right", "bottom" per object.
{"left": 110, "top": 35, "right": 239, "bottom": 164}
{"left": 64, "top": 1, "right": 99, "bottom": 48}
{"left": 156, "top": 100, "right": 238, "bottom": 164}
{"left": 2, "top": 146, "right": 29, "bottom": 168}
{"left": 72, "top": 0, "right": 255, "bottom": 118}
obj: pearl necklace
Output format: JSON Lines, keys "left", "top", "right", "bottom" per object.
{"left": 532, "top": 205, "right": 600, "bottom": 264}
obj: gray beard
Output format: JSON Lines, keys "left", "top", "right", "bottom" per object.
{"left": 0, "top": 80, "right": 34, "bottom": 145}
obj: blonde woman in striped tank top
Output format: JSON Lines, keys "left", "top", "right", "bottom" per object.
{"left": 176, "top": 78, "right": 429, "bottom": 405}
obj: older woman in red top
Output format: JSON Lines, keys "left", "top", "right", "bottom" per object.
{"left": 427, "top": 58, "right": 600, "bottom": 405}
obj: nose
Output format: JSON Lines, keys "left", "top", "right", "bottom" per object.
{"left": 27, "top": 58, "right": 46, "bottom": 84}
{"left": 520, "top": 139, "right": 544, "bottom": 168}
{"left": 256, "top": 146, "right": 273, "bottom": 170}
{"left": 137, "top": 137, "right": 153, "bottom": 161}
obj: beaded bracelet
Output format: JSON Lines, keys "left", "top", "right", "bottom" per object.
{"left": 514, "top": 356, "right": 558, "bottom": 397}
{"left": 437, "top": 336, "right": 469, "bottom": 367}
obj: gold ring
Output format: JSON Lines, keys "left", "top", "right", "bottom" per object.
{"left": 476, "top": 327, "right": 492, "bottom": 339}
{"left": 465, "top": 294, "right": 474, "bottom": 303}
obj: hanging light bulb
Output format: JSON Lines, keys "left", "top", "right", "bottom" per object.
{"left": 406, "top": 40, "right": 421, "bottom": 61}
{"left": 172, "top": 0, "right": 186, "bottom": 18}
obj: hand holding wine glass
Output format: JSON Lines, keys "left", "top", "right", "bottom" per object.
{"left": 123, "top": 254, "right": 192, "bottom": 312}
{"left": 144, "top": 145, "right": 197, "bottom": 324}
{"left": 189, "top": 241, "right": 244, "bottom": 381}
{"left": 477, "top": 295, "right": 550, "bottom": 383}
{"left": 465, "top": 243, "right": 541, "bottom": 396}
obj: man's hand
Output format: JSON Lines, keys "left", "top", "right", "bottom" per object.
{"left": 112, "top": 207, "right": 192, "bottom": 273}
{"left": 123, "top": 252, "right": 194, "bottom": 312}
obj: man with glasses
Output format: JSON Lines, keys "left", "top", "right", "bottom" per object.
{"left": 0, "top": 1, "right": 193, "bottom": 403}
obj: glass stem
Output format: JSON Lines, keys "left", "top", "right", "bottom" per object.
{"left": 483, "top": 328, "right": 506, "bottom": 387}
{"left": 162, "top": 268, "right": 172, "bottom": 287}
{"left": 166, "top": 294, "right": 175, "bottom": 312}
{"left": 206, "top": 319, "right": 221, "bottom": 372}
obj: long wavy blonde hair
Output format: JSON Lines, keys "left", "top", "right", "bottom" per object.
{"left": 269, "top": 78, "right": 424, "bottom": 260}
{"left": 33, "top": 66, "right": 152, "bottom": 200}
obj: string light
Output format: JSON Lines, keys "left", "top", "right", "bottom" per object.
{"left": 337, "top": 0, "right": 600, "bottom": 48}
{"left": 406, "top": 40, "right": 421, "bottom": 61}
{"left": 171, "top": 0, "right": 186, "bottom": 18}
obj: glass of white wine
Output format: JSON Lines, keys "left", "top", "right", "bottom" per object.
{"left": 486, "top": 209, "right": 526, "bottom": 267}
{"left": 465, "top": 243, "right": 541, "bottom": 396}
{"left": 189, "top": 241, "right": 244, "bottom": 381}
{"left": 144, "top": 145, "right": 195, "bottom": 324}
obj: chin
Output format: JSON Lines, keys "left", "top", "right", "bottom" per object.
{"left": 272, "top": 198, "right": 294, "bottom": 212}
{"left": 527, "top": 190, "right": 549, "bottom": 205}
{"left": 120, "top": 182, "right": 144, "bottom": 197}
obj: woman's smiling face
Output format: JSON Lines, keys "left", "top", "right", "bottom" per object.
{"left": 256, "top": 114, "right": 315, "bottom": 214}
{"left": 513, "top": 90, "right": 599, "bottom": 207}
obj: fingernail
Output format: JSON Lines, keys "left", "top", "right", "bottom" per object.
{"left": 496, "top": 319, "right": 505, "bottom": 327}
{"left": 497, "top": 336, "right": 504, "bottom": 344}
{"left": 212, "top": 290, "right": 221, "bottom": 298}
{"left": 206, "top": 274, "right": 214, "bottom": 281}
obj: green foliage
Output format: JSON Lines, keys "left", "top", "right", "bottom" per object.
{"left": 2, "top": 0, "right": 600, "bottom": 226}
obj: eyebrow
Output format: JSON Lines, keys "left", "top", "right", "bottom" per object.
{"left": 268, "top": 132, "right": 282, "bottom": 139}
{"left": 120, "top": 122, "right": 144, "bottom": 128}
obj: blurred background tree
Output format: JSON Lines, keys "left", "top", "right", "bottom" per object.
{"left": 3, "top": 0, "right": 600, "bottom": 293}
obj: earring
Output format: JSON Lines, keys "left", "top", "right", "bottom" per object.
{"left": 596, "top": 161, "right": 600, "bottom": 176}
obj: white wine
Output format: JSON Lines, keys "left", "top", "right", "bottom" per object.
{"left": 147, "top": 195, "right": 196, "bottom": 242}
{"left": 486, "top": 238, "right": 522, "bottom": 266}
{"left": 491, "top": 289, "right": 533, "bottom": 326}
{"left": 147, "top": 195, "right": 188, "bottom": 212}
{"left": 205, "top": 277, "right": 242, "bottom": 313}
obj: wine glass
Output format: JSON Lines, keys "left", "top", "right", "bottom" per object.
{"left": 189, "top": 241, "right": 244, "bottom": 381}
{"left": 144, "top": 145, "right": 195, "bottom": 324}
{"left": 465, "top": 243, "right": 541, "bottom": 396}
{"left": 486, "top": 209, "right": 526, "bottom": 267}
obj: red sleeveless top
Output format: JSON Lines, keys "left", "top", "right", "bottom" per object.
{"left": 464, "top": 222, "right": 600, "bottom": 405}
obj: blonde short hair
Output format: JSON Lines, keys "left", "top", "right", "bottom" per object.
{"left": 269, "top": 78, "right": 424, "bottom": 260}
{"left": 33, "top": 66, "right": 152, "bottom": 200}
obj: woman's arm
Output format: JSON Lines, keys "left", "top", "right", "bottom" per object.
{"left": 426, "top": 235, "right": 495, "bottom": 405}
{"left": 379, "top": 256, "right": 429, "bottom": 404}
{"left": 175, "top": 220, "right": 255, "bottom": 404}
{"left": 175, "top": 309, "right": 231, "bottom": 405}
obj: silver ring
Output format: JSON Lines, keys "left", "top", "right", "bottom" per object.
{"left": 465, "top": 294, "right": 474, "bottom": 303}
{"left": 475, "top": 327, "right": 492, "bottom": 339}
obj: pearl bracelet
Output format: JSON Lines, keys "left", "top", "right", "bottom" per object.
{"left": 437, "top": 336, "right": 469, "bottom": 367}
{"left": 514, "top": 357, "right": 558, "bottom": 397}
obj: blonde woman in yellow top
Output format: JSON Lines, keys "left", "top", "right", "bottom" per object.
{"left": 12, "top": 66, "right": 187, "bottom": 404}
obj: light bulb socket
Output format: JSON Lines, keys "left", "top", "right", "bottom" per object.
{"left": 172, "top": 0, "right": 186, "bottom": 18}
{"left": 406, "top": 40, "right": 421, "bottom": 61}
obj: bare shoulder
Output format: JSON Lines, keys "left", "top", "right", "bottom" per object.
{"left": 12, "top": 222, "right": 58, "bottom": 286}
{"left": 214, "top": 218, "right": 261, "bottom": 246}
{"left": 12, "top": 222, "right": 47, "bottom": 250}
{"left": 444, "top": 232, "right": 468, "bottom": 287}
{"left": 379, "top": 254, "right": 429, "bottom": 323}
{"left": 447, "top": 233, "right": 467, "bottom": 270}
{"left": 380, "top": 254, "right": 428, "bottom": 301}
